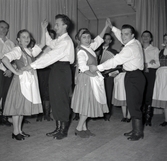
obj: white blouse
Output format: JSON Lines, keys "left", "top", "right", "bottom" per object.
{"left": 78, "top": 35, "right": 103, "bottom": 72}
{"left": 4, "top": 45, "right": 42, "bottom": 62}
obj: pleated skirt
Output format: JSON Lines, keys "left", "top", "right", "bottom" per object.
{"left": 112, "top": 72, "right": 127, "bottom": 106}
{"left": 152, "top": 67, "right": 167, "bottom": 109}
{"left": 71, "top": 73, "right": 109, "bottom": 118}
{"left": 3, "top": 75, "right": 43, "bottom": 116}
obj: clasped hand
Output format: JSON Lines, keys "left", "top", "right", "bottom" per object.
{"left": 89, "top": 65, "right": 98, "bottom": 73}
{"left": 21, "top": 65, "right": 32, "bottom": 72}
{"left": 105, "top": 18, "right": 112, "bottom": 28}
{"left": 41, "top": 19, "right": 48, "bottom": 30}
{"left": 149, "top": 59, "right": 156, "bottom": 65}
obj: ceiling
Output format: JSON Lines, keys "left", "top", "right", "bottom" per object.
{"left": 78, "top": 0, "right": 135, "bottom": 20}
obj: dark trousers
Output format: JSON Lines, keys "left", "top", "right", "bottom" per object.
{"left": 37, "top": 68, "right": 50, "bottom": 101}
{"left": 143, "top": 68, "right": 156, "bottom": 105}
{"left": 49, "top": 62, "right": 72, "bottom": 122}
{"left": 0, "top": 71, "right": 12, "bottom": 110}
{"left": 124, "top": 70, "right": 146, "bottom": 119}
{"left": 104, "top": 76, "right": 114, "bottom": 109}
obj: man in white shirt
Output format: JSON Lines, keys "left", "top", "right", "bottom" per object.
{"left": 141, "top": 30, "right": 160, "bottom": 126}
{"left": 0, "top": 20, "right": 15, "bottom": 126}
{"left": 90, "top": 22, "right": 146, "bottom": 141}
{"left": 24, "top": 14, "right": 74, "bottom": 140}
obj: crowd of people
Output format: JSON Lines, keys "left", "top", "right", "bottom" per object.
{"left": 0, "top": 14, "right": 167, "bottom": 142}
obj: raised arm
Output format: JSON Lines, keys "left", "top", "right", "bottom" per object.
{"left": 107, "top": 18, "right": 123, "bottom": 44}
{"left": 38, "top": 20, "right": 48, "bottom": 49}
{"left": 99, "top": 18, "right": 110, "bottom": 38}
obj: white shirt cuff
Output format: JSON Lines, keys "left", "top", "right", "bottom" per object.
{"left": 97, "top": 64, "right": 104, "bottom": 72}
{"left": 112, "top": 26, "right": 118, "bottom": 33}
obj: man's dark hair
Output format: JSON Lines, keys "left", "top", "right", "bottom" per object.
{"left": 141, "top": 30, "right": 153, "bottom": 43}
{"left": 48, "top": 29, "right": 56, "bottom": 39}
{"left": 55, "top": 14, "right": 71, "bottom": 30}
{"left": 122, "top": 24, "right": 136, "bottom": 37}
{"left": 103, "top": 33, "right": 113, "bottom": 41}
{"left": 0, "top": 20, "right": 9, "bottom": 29}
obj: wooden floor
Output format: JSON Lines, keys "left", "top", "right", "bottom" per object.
{"left": 0, "top": 107, "right": 167, "bottom": 161}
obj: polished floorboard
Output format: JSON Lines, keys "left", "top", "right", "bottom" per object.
{"left": 0, "top": 107, "right": 167, "bottom": 161}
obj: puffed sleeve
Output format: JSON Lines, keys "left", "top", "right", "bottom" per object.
{"left": 31, "top": 45, "right": 42, "bottom": 57}
{"left": 90, "top": 35, "right": 104, "bottom": 51}
{"left": 3, "top": 47, "right": 22, "bottom": 62}
{"left": 77, "top": 50, "right": 89, "bottom": 72}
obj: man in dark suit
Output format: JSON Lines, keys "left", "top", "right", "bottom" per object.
{"left": 97, "top": 33, "right": 121, "bottom": 121}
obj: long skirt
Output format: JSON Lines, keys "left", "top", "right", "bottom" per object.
{"left": 71, "top": 73, "right": 109, "bottom": 118}
{"left": 152, "top": 67, "right": 167, "bottom": 109}
{"left": 3, "top": 74, "right": 43, "bottom": 116}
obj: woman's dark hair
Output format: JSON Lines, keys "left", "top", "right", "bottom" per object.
{"left": 163, "top": 33, "right": 167, "bottom": 38}
{"left": 0, "top": 20, "right": 9, "bottom": 29}
{"left": 75, "top": 28, "right": 92, "bottom": 41}
{"left": 55, "top": 14, "right": 72, "bottom": 30}
{"left": 16, "top": 29, "right": 36, "bottom": 48}
{"left": 122, "top": 24, "right": 136, "bottom": 37}
{"left": 141, "top": 30, "right": 153, "bottom": 43}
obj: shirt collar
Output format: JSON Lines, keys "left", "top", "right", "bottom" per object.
{"left": 80, "top": 44, "right": 90, "bottom": 49}
{"left": 125, "top": 38, "right": 135, "bottom": 46}
{"left": 144, "top": 44, "right": 152, "bottom": 51}
{"left": 57, "top": 33, "right": 68, "bottom": 40}
{"left": 103, "top": 45, "right": 109, "bottom": 49}
{"left": 0, "top": 36, "right": 9, "bottom": 43}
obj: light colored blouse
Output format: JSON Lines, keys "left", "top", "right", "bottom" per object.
{"left": 144, "top": 44, "right": 160, "bottom": 69}
{"left": 4, "top": 45, "right": 42, "bottom": 62}
{"left": 78, "top": 35, "right": 103, "bottom": 72}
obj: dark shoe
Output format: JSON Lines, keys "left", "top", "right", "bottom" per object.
{"left": 73, "top": 113, "right": 79, "bottom": 121}
{"left": 121, "top": 118, "right": 127, "bottom": 122}
{"left": 145, "top": 105, "right": 154, "bottom": 126}
{"left": 159, "top": 121, "right": 167, "bottom": 126}
{"left": 124, "top": 130, "right": 133, "bottom": 137}
{"left": 104, "top": 114, "right": 111, "bottom": 121}
{"left": 4, "top": 120, "right": 12, "bottom": 126}
{"left": 127, "top": 133, "right": 144, "bottom": 141}
{"left": 44, "top": 115, "right": 53, "bottom": 121}
{"left": 75, "top": 129, "right": 89, "bottom": 138}
{"left": 21, "top": 131, "right": 30, "bottom": 137}
{"left": 46, "top": 120, "right": 61, "bottom": 137}
{"left": 0, "top": 116, "right": 12, "bottom": 126}
{"left": 43, "top": 101, "right": 53, "bottom": 121}
{"left": 84, "top": 129, "right": 95, "bottom": 137}
{"left": 126, "top": 118, "right": 131, "bottom": 123}
{"left": 55, "top": 131, "right": 67, "bottom": 140}
{"left": 127, "top": 118, "right": 144, "bottom": 141}
{"left": 12, "top": 133, "right": 25, "bottom": 141}
{"left": 36, "top": 114, "right": 43, "bottom": 122}
{"left": 54, "top": 121, "right": 69, "bottom": 140}
{"left": 23, "top": 118, "right": 30, "bottom": 124}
